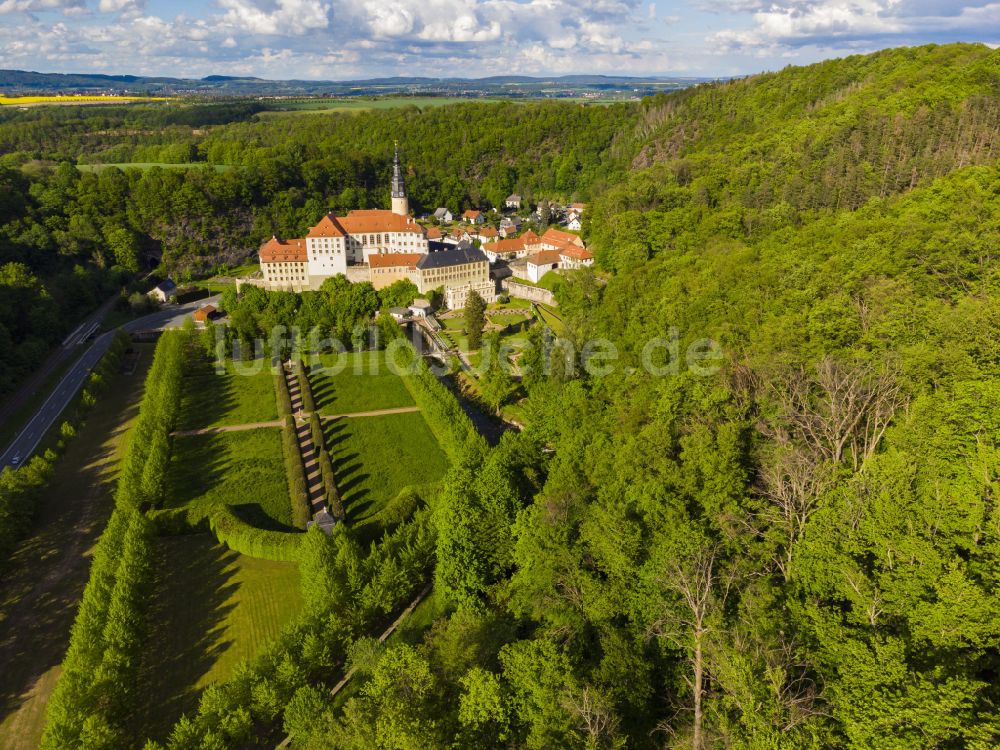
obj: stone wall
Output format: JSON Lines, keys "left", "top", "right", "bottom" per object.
{"left": 501, "top": 279, "right": 556, "bottom": 306}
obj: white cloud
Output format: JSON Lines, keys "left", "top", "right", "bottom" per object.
{"left": 217, "top": 0, "right": 331, "bottom": 35}
{"left": 707, "top": 0, "right": 1000, "bottom": 53}
{"left": 0, "top": 0, "right": 83, "bottom": 13}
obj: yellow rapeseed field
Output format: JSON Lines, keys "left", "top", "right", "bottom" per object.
{"left": 0, "top": 95, "right": 170, "bottom": 106}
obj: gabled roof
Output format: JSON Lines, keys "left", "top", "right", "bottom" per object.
{"left": 558, "top": 245, "right": 593, "bottom": 261}
{"left": 426, "top": 227, "right": 443, "bottom": 239}
{"left": 306, "top": 213, "right": 345, "bottom": 238}
{"left": 519, "top": 229, "right": 541, "bottom": 245}
{"left": 462, "top": 209, "right": 482, "bottom": 219}
{"left": 541, "top": 227, "right": 584, "bottom": 248}
{"left": 506, "top": 193, "right": 521, "bottom": 201}
{"left": 487, "top": 237, "right": 530, "bottom": 254}
{"left": 155, "top": 278, "right": 177, "bottom": 293}
{"left": 368, "top": 253, "right": 423, "bottom": 269}
{"left": 416, "top": 242, "right": 488, "bottom": 270}
{"left": 526, "top": 249, "right": 563, "bottom": 266}
{"left": 338, "top": 210, "right": 424, "bottom": 235}
{"left": 478, "top": 226, "right": 498, "bottom": 237}
{"left": 433, "top": 207, "right": 451, "bottom": 218}
{"left": 260, "top": 236, "right": 307, "bottom": 263}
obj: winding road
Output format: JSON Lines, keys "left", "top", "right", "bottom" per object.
{"left": 0, "top": 296, "right": 219, "bottom": 472}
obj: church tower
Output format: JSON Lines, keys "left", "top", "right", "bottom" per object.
{"left": 391, "top": 141, "right": 409, "bottom": 217}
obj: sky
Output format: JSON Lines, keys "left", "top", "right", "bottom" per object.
{"left": 0, "top": 0, "right": 996, "bottom": 80}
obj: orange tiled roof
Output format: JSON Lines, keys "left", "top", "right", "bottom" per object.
{"left": 478, "top": 226, "right": 498, "bottom": 237}
{"left": 426, "top": 227, "right": 443, "bottom": 239}
{"left": 260, "top": 236, "right": 307, "bottom": 263}
{"left": 306, "top": 214, "right": 346, "bottom": 238}
{"left": 368, "top": 253, "right": 423, "bottom": 269}
{"left": 338, "top": 210, "right": 424, "bottom": 235}
{"left": 558, "top": 245, "right": 593, "bottom": 261}
{"left": 527, "top": 249, "right": 563, "bottom": 266}
{"left": 542, "top": 227, "right": 584, "bottom": 248}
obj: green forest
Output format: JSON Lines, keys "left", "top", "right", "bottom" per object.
{"left": 2, "top": 41, "right": 999, "bottom": 749}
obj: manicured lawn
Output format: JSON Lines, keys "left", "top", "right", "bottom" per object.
{"left": 164, "top": 428, "right": 292, "bottom": 530}
{"left": 133, "top": 534, "right": 302, "bottom": 744}
{"left": 178, "top": 356, "right": 278, "bottom": 430}
{"left": 311, "top": 351, "right": 414, "bottom": 415}
{"left": 0, "top": 346, "right": 154, "bottom": 750}
{"left": 324, "top": 412, "right": 448, "bottom": 528}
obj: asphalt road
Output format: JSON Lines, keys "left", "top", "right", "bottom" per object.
{"left": 0, "top": 296, "right": 219, "bottom": 472}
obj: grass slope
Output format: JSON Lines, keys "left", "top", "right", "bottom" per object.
{"left": 325, "top": 412, "right": 448, "bottom": 526}
{"left": 133, "top": 533, "right": 302, "bottom": 743}
{"left": 165, "top": 428, "right": 292, "bottom": 530}
{"left": 311, "top": 351, "right": 415, "bottom": 415}
{"left": 178, "top": 357, "right": 278, "bottom": 430}
{"left": 0, "top": 344, "right": 154, "bottom": 750}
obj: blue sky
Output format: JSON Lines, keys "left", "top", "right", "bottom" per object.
{"left": 0, "top": 0, "right": 996, "bottom": 79}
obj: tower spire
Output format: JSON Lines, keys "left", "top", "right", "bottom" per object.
{"left": 391, "top": 140, "right": 409, "bottom": 216}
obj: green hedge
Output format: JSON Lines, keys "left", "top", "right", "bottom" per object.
{"left": 208, "top": 505, "right": 304, "bottom": 561}
{"left": 283, "top": 415, "right": 311, "bottom": 530}
{"left": 296, "top": 359, "right": 316, "bottom": 413}
{"left": 274, "top": 364, "right": 293, "bottom": 419}
{"left": 41, "top": 508, "right": 155, "bottom": 748}
{"left": 317, "top": 447, "right": 345, "bottom": 521}
{"left": 117, "top": 331, "right": 185, "bottom": 510}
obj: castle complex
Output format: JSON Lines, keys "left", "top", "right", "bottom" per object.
{"left": 258, "top": 144, "right": 495, "bottom": 306}
{"left": 259, "top": 143, "right": 431, "bottom": 291}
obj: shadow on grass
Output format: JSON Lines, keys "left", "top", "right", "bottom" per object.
{"left": 178, "top": 356, "right": 238, "bottom": 431}
{"left": 323, "top": 419, "right": 371, "bottom": 522}
{"left": 133, "top": 534, "right": 241, "bottom": 744}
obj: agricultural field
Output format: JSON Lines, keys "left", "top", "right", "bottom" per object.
{"left": 324, "top": 411, "right": 449, "bottom": 532}
{"left": 0, "top": 95, "right": 169, "bottom": 106}
{"left": 163, "top": 428, "right": 292, "bottom": 530}
{"left": 311, "top": 351, "right": 415, "bottom": 415}
{"left": 133, "top": 534, "right": 302, "bottom": 743}
{"left": 0, "top": 345, "right": 154, "bottom": 750}
{"left": 178, "top": 356, "right": 278, "bottom": 431}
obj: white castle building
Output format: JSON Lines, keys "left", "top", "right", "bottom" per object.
{"left": 259, "top": 143, "right": 428, "bottom": 292}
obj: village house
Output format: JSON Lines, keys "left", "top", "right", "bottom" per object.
{"left": 499, "top": 216, "right": 522, "bottom": 237}
{"left": 522, "top": 227, "right": 594, "bottom": 282}
{"left": 148, "top": 278, "right": 177, "bottom": 303}
{"left": 481, "top": 230, "right": 543, "bottom": 263}
{"left": 475, "top": 225, "right": 499, "bottom": 243}
{"left": 565, "top": 213, "right": 582, "bottom": 231}
{"left": 462, "top": 209, "right": 485, "bottom": 225}
{"left": 505, "top": 193, "right": 522, "bottom": 210}
{"left": 525, "top": 250, "right": 563, "bottom": 283}
{"left": 433, "top": 207, "right": 453, "bottom": 222}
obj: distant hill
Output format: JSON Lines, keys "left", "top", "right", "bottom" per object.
{"left": 0, "top": 69, "right": 712, "bottom": 99}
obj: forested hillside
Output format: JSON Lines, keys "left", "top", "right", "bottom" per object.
{"left": 4, "top": 42, "right": 1000, "bottom": 749}
{"left": 279, "top": 43, "right": 1000, "bottom": 749}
